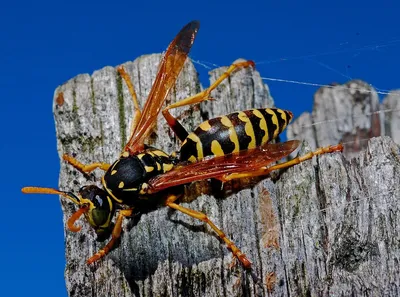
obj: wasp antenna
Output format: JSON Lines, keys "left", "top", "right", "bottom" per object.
{"left": 22, "top": 186, "right": 58, "bottom": 194}
{"left": 67, "top": 206, "right": 89, "bottom": 232}
{"left": 21, "top": 186, "right": 81, "bottom": 205}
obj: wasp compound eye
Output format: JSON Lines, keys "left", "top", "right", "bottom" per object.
{"left": 78, "top": 185, "right": 114, "bottom": 229}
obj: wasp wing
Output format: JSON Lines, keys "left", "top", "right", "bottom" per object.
{"left": 148, "top": 140, "right": 300, "bottom": 193}
{"left": 125, "top": 21, "right": 200, "bottom": 153}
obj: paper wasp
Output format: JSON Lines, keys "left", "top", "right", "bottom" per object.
{"left": 22, "top": 20, "right": 343, "bottom": 278}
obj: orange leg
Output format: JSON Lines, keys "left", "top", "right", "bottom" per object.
{"left": 221, "top": 143, "right": 344, "bottom": 181}
{"left": 165, "top": 194, "right": 252, "bottom": 270}
{"left": 63, "top": 154, "right": 110, "bottom": 173}
{"left": 162, "top": 60, "right": 255, "bottom": 141}
{"left": 67, "top": 206, "right": 89, "bottom": 232}
{"left": 117, "top": 66, "right": 142, "bottom": 139}
{"left": 87, "top": 209, "right": 133, "bottom": 264}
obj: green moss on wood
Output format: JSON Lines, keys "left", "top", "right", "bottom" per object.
{"left": 72, "top": 88, "right": 78, "bottom": 113}
{"left": 99, "top": 119, "right": 104, "bottom": 148}
{"left": 293, "top": 193, "right": 301, "bottom": 218}
{"left": 60, "top": 135, "right": 102, "bottom": 154}
{"left": 116, "top": 71, "right": 126, "bottom": 150}
{"left": 90, "top": 77, "right": 96, "bottom": 115}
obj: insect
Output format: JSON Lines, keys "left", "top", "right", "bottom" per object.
{"left": 22, "top": 20, "right": 343, "bottom": 278}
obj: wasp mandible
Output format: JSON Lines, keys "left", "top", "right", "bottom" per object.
{"left": 22, "top": 20, "right": 343, "bottom": 276}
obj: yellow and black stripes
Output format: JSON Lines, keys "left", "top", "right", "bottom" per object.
{"left": 102, "top": 108, "right": 292, "bottom": 203}
{"left": 180, "top": 108, "right": 293, "bottom": 162}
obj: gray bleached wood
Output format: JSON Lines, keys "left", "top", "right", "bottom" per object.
{"left": 382, "top": 90, "right": 400, "bottom": 145}
{"left": 287, "top": 80, "right": 382, "bottom": 159}
{"left": 53, "top": 55, "right": 400, "bottom": 297}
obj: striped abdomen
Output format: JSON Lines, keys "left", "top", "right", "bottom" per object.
{"left": 179, "top": 108, "right": 293, "bottom": 162}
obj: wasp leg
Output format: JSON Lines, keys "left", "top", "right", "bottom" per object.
{"left": 221, "top": 143, "right": 343, "bottom": 181}
{"left": 162, "top": 60, "right": 255, "bottom": 141}
{"left": 117, "top": 66, "right": 141, "bottom": 139}
{"left": 63, "top": 154, "right": 110, "bottom": 173}
{"left": 87, "top": 209, "right": 133, "bottom": 264}
{"left": 165, "top": 194, "right": 253, "bottom": 270}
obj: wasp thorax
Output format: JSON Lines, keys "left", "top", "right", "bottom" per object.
{"left": 102, "top": 150, "right": 175, "bottom": 204}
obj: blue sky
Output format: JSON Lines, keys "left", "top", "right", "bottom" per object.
{"left": 2, "top": 0, "right": 399, "bottom": 296}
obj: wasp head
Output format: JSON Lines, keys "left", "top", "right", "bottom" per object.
{"left": 76, "top": 185, "right": 115, "bottom": 236}
{"left": 21, "top": 185, "right": 115, "bottom": 236}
